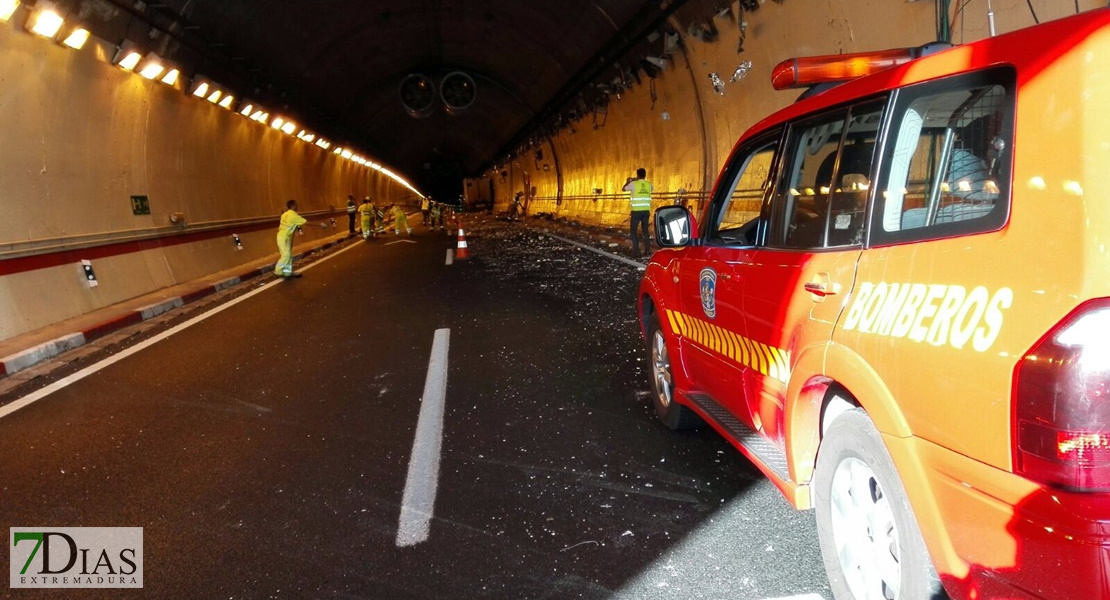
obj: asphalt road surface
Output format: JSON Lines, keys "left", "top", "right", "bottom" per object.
{"left": 0, "top": 217, "right": 832, "bottom": 599}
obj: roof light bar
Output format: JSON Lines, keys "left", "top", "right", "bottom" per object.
{"left": 771, "top": 47, "right": 918, "bottom": 91}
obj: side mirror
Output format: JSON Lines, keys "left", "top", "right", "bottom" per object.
{"left": 655, "top": 205, "right": 694, "bottom": 247}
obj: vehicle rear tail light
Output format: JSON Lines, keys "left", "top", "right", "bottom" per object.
{"left": 1014, "top": 300, "right": 1110, "bottom": 491}
{"left": 771, "top": 48, "right": 917, "bottom": 91}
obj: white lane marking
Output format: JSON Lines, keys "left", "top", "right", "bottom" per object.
{"left": 0, "top": 238, "right": 364, "bottom": 419}
{"left": 386, "top": 239, "right": 418, "bottom": 245}
{"left": 396, "top": 328, "right": 451, "bottom": 547}
{"left": 543, "top": 233, "right": 646, "bottom": 270}
{"left": 446, "top": 249, "right": 454, "bottom": 265}
{"left": 763, "top": 595, "right": 826, "bottom": 600}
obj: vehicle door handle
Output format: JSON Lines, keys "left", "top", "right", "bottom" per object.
{"left": 804, "top": 274, "right": 840, "bottom": 298}
{"left": 804, "top": 282, "right": 831, "bottom": 296}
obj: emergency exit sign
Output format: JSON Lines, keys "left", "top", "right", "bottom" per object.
{"left": 131, "top": 195, "right": 150, "bottom": 215}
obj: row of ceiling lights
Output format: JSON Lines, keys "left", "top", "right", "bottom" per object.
{"left": 0, "top": 0, "right": 424, "bottom": 198}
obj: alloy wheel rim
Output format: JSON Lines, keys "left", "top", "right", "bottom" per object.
{"left": 829, "top": 456, "right": 901, "bottom": 600}
{"left": 651, "top": 330, "right": 673, "bottom": 408}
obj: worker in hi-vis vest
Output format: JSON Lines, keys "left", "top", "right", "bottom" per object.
{"left": 358, "top": 197, "right": 376, "bottom": 239}
{"left": 390, "top": 204, "right": 412, "bottom": 235}
{"left": 622, "top": 167, "right": 654, "bottom": 256}
{"left": 275, "top": 199, "right": 308, "bottom": 278}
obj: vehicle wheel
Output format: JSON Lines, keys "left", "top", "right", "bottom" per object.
{"left": 646, "top": 312, "right": 700, "bottom": 430}
{"left": 814, "top": 408, "right": 946, "bottom": 600}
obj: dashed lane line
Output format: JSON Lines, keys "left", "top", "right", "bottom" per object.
{"left": 396, "top": 328, "right": 451, "bottom": 547}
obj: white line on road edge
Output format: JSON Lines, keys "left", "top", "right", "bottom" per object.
{"left": 543, "top": 233, "right": 647, "bottom": 270}
{"left": 763, "top": 595, "right": 826, "bottom": 600}
{"left": 396, "top": 328, "right": 451, "bottom": 547}
{"left": 446, "top": 249, "right": 454, "bottom": 265}
{"left": 0, "top": 239, "right": 365, "bottom": 420}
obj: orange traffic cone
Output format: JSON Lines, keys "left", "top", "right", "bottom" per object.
{"left": 455, "top": 221, "right": 470, "bottom": 260}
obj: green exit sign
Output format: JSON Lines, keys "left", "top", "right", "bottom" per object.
{"left": 131, "top": 195, "right": 150, "bottom": 215}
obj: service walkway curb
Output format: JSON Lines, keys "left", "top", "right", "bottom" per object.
{"left": 0, "top": 234, "right": 356, "bottom": 379}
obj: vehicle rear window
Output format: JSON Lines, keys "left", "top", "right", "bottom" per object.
{"left": 872, "top": 67, "right": 1015, "bottom": 244}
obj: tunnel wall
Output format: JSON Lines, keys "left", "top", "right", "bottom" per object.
{"left": 472, "top": 0, "right": 1100, "bottom": 229}
{"left": 0, "top": 30, "right": 419, "bottom": 342}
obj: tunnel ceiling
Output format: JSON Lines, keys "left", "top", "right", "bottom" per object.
{"left": 81, "top": 0, "right": 694, "bottom": 196}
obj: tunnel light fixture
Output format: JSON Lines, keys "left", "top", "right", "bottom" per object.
{"left": 315, "top": 139, "right": 331, "bottom": 150}
{"left": 113, "top": 42, "right": 144, "bottom": 71}
{"left": 60, "top": 26, "right": 89, "bottom": 49}
{"left": 302, "top": 133, "right": 315, "bottom": 143}
{"left": 238, "top": 102, "right": 254, "bottom": 116}
{"left": 160, "top": 68, "right": 180, "bottom": 86}
{"left": 137, "top": 54, "right": 165, "bottom": 80}
{"left": 205, "top": 89, "right": 222, "bottom": 103}
{"left": 218, "top": 94, "right": 234, "bottom": 109}
{"left": 271, "top": 117, "right": 284, "bottom": 130}
{"left": 280, "top": 121, "right": 296, "bottom": 135}
{"left": 333, "top": 147, "right": 343, "bottom": 154}
{"left": 0, "top": 0, "right": 19, "bottom": 22}
{"left": 27, "top": 2, "right": 64, "bottom": 38}
{"left": 341, "top": 149, "right": 353, "bottom": 160}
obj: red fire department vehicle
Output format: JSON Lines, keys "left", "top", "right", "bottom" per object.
{"left": 639, "top": 9, "right": 1110, "bottom": 600}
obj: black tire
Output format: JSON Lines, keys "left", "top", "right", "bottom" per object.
{"left": 814, "top": 408, "right": 947, "bottom": 600}
{"left": 646, "top": 312, "right": 701, "bottom": 430}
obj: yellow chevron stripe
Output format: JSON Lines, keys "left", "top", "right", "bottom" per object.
{"left": 667, "top": 309, "right": 683, "bottom": 336}
{"left": 663, "top": 309, "right": 792, "bottom": 384}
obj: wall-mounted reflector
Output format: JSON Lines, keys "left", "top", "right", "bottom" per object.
{"left": 81, "top": 260, "right": 98, "bottom": 287}
{"left": 0, "top": 0, "right": 19, "bottom": 22}
{"left": 28, "top": 5, "right": 64, "bottom": 38}
{"left": 61, "top": 27, "right": 89, "bottom": 49}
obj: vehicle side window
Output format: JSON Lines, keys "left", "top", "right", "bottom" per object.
{"left": 769, "top": 101, "right": 884, "bottom": 249}
{"left": 704, "top": 132, "right": 781, "bottom": 246}
{"left": 873, "top": 68, "right": 1014, "bottom": 244}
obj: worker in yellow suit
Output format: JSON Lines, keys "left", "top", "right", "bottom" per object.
{"left": 358, "top": 197, "right": 376, "bottom": 239}
{"left": 390, "top": 204, "right": 411, "bottom": 235}
{"left": 275, "top": 199, "right": 307, "bottom": 278}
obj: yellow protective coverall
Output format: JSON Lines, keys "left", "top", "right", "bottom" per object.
{"left": 275, "top": 208, "right": 307, "bottom": 276}
{"left": 358, "top": 202, "right": 376, "bottom": 239}
{"left": 391, "top": 206, "right": 411, "bottom": 235}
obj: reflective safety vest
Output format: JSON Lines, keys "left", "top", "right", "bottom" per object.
{"left": 629, "top": 180, "right": 653, "bottom": 212}
{"left": 347, "top": 201, "right": 357, "bottom": 213}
